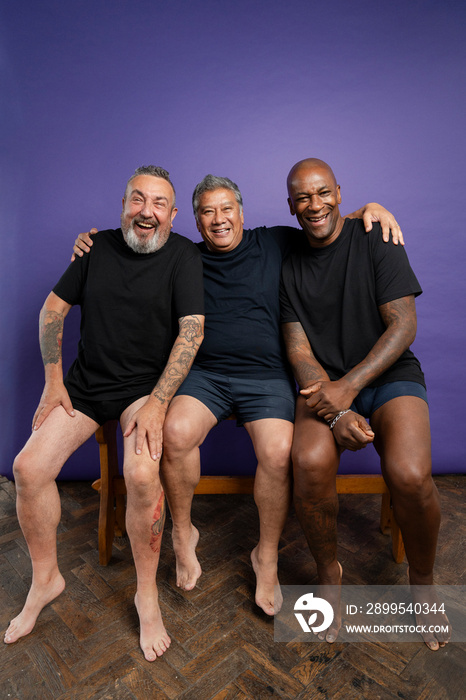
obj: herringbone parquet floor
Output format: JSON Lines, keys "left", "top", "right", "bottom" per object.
{"left": 0, "top": 475, "right": 464, "bottom": 699}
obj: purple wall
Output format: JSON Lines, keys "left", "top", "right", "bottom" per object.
{"left": 1, "top": 0, "right": 465, "bottom": 479}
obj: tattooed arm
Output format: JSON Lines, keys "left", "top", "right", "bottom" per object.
{"left": 33, "top": 292, "right": 74, "bottom": 430}
{"left": 303, "top": 295, "right": 417, "bottom": 421}
{"left": 123, "top": 314, "right": 205, "bottom": 461}
{"left": 282, "top": 321, "right": 375, "bottom": 450}
{"left": 281, "top": 321, "right": 330, "bottom": 389}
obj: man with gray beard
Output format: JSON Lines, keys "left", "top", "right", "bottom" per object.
{"left": 4, "top": 166, "right": 205, "bottom": 662}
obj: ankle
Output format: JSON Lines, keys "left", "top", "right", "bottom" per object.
{"left": 316, "top": 559, "right": 341, "bottom": 583}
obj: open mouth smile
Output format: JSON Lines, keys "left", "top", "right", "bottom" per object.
{"left": 135, "top": 220, "right": 156, "bottom": 233}
{"left": 306, "top": 212, "right": 329, "bottom": 224}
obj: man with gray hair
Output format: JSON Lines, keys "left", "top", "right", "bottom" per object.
{"left": 4, "top": 166, "right": 205, "bottom": 661}
{"left": 73, "top": 173, "right": 402, "bottom": 617}
{"left": 160, "top": 175, "right": 403, "bottom": 616}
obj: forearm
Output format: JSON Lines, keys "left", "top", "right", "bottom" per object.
{"left": 282, "top": 322, "right": 329, "bottom": 389}
{"left": 342, "top": 296, "right": 417, "bottom": 394}
{"left": 39, "top": 294, "right": 70, "bottom": 384}
{"left": 149, "top": 314, "right": 204, "bottom": 410}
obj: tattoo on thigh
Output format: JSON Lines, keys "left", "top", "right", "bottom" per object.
{"left": 150, "top": 490, "right": 166, "bottom": 553}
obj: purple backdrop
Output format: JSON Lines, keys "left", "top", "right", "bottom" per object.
{"left": 1, "top": 0, "right": 465, "bottom": 479}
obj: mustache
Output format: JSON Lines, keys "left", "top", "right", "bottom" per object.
{"left": 133, "top": 217, "right": 158, "bottom": 228}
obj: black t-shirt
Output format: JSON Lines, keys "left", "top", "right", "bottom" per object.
{"left": 53, "top": 228, "right": 204, "bottom": 400}
{"left": 194, "top": 226, "right": 297, "bottom": 379}
{"left": 280, "top": 218, "right": 425, "bottom": 388}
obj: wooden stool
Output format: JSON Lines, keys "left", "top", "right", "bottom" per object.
{"left": 92, "top": 421, "right": 405, "bottom": 566}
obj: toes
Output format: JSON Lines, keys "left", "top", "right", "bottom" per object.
{"left": 143, "top": 648, "right": 157, "bottom": 662}
{"left": 257, "top": 603, "right": 274, "bottom": 616}
{"left": 425, "top": 637, "right": 439, "bottom": 651}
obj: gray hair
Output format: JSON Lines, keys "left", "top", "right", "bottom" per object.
{"left": 125, "top": 165, "right": 176, "bottom": 206}
{"left": 192, "top": 175, "right": 243, "bottom": 221}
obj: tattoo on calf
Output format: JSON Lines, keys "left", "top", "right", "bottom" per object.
{"left": 294, "top": 495, "right": 339, "bottom": 567}
{"left": 150, "top": 490, "right": 166, "bottom": 553}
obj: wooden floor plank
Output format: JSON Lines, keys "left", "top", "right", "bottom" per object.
{"left": 0, "top": 475, "right": 464, "bottom": 700}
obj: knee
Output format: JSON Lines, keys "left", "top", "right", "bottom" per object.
{"left": 124, "top": 458, "right": 161, "bottom": 499}
{"left": 292, "top": 443, "right": 338, "bottom": 494}
{"left": 13, "top": 449, "right": 40, "bottom": 488}
{"left": 387, "top": 463, "right": 434, "bottom": 503}
{"left": 163, "top": 412, "right": 201, "bottom": 454}
{"left": 257, "top": 435, "right": 292, "bottom": 474}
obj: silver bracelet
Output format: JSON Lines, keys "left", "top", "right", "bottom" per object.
{"left": 328, "top": 410, "right": 351, "bottom": 430}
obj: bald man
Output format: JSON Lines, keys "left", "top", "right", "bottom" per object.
{"left": 280, "top": 158, "right": 450, "bottom": 650}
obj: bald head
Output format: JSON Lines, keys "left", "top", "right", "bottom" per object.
{"left": 287, "top": 158, "right": 337, "bottom": 195}
{"left": 287, "top": 158, "right": 343, "bottom": 247}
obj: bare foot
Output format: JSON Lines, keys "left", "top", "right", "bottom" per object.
{"left": 316, "top": 561, "right": 342, "bottom": 643}
{"left": 172, "top": 524, "right": 202, "bottom": 591}
{"left": 250, "top": 545, "right": 282, "bottom": 616}
{"left": 134, "top": 591, "right": 171, "bottom": 661}
{"left": 408, "top": 567, "right": 451, "bottom": 651}
{"left": 4, "top": 572, "right": 65, "bottom": 644}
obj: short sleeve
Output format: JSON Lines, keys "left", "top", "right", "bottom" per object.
{"left": 279, "top": 266, "right": 300, "bottom": 324}
{"left": 371, "top": 226, "right": 422, "bottom": 306}
{"left": 52, "top": 253, "right": 89, "bottom": 306}
{"left": 172, "top": 247, "right": 205, "bottom": 318}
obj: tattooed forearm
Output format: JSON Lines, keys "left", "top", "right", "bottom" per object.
{"left": 39, "top": 309, "right": 65, "bottom": 366}
{"left": 152, "top": 314, "right": 204, "bottom": 406}
{"left": 344, "top": 295, "right": 417, "bottom": 393}
{"left": 282, "top": 322, "right": 329, "bottom": 388}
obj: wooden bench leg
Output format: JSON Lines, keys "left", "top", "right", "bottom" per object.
{"left": 93, "top": 420, "right": 123, "bottom": 565}
{"left": 380, "top": 491, "right": 405, "bottom": 563}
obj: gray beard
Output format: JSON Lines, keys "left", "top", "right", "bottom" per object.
{"left": 121, "top": 220, "right": 169, "bottom": 254}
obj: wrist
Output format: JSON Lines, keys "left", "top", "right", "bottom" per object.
{"left": 147, "top": 393, "right": 169, "bottom": 412}
{"left": 339, "top": 374, "right": 362, "bottom": 399}
{"left": 44, "top": 369, "right": 64, "bottom": 384}
{"left": 328, "top": 410, "right": 351, "bottom": 430}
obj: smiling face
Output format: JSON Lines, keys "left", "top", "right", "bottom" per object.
{"left": 287, "top": 160, "right": 343, "bottom": 247}
{"left": 195, "top": 187, "right": 244, "bottom": 253}
{"left": 120, "top": 174, "right": 177, "bottom": 253}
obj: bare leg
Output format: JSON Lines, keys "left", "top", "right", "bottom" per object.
{"left": 292, "top": 396, "right": 342, "bottom": 642}
{"left": 372, "top": 396, "right": 449, "bottom": 650}
{"left": 161, "top": 395, "right": 217, "bottom": 590}
{"left": 244, "top": 419, "right": 293, "bottom": 615}
{"left": 121, "top": 397, "right": 171, "bottom": 661}
{"left": 4, "top": 408, "right": 98, "bottom": 644}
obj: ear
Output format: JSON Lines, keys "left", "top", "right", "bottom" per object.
{"left": 196, "top": 218, "right": 201, "bottom": 233}
{"left": 336, "top": 185, "right": 341, "bottom": 204}
{"left": 288, "top": 197, "right": 296, "bottom": 216}
{"left": 170, "top": 207, "right": 178, "bottom": 228}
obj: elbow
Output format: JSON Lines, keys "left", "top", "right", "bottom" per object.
{"left": 406, "top": 318, "right": 417, "bottom": 348}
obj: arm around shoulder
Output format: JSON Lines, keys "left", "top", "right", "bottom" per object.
{"left": 345, "top": 203, "right": 404, "bottom": 245}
